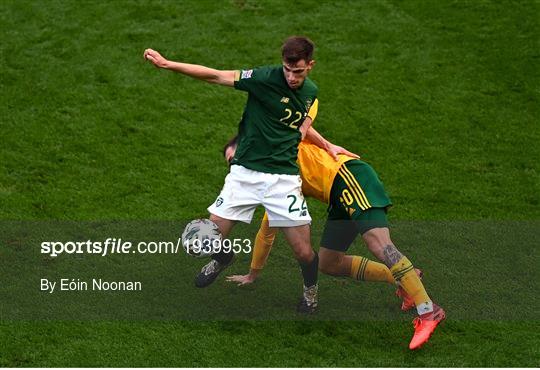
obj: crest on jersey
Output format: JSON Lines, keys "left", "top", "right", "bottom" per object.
{"left": 280, "top": 97, "right": 290, "bottom": 104}
{"left": 306, "top": 98, "right": 313, "bottom": 110}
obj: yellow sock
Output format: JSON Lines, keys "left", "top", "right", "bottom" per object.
{"left": 350, "top": 256, "right": 394, "bottom": 283}
{"left": 390, "top": 256, "right": 432, "bottom": 313}
{"left": 250, "top": 222, "right": 276, "bottom": 270}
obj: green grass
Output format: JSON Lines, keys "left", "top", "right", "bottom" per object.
{"left": 1, "top": 0, "right": 539, "bottom": 367}
{"left": 1, "top": 321, "right": 537, "bottom": 367}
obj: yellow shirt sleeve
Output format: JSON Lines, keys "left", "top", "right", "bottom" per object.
{"left": 307, "top": 98, "right": 319, "bottom": 121}
{"left": 250, "top": 212, "right": 278, "bottom": 270}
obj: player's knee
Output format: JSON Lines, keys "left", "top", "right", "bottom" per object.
{"left": 362, "top": 228, "right": 381, "bottom": 245}
{"left": 294, "top": 247, "right": 314, "bottom": 264}
{"left": 362, "top": 227, "right": 392, "bottom": 256}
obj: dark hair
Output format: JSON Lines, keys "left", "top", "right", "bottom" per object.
{"left": 281, "top": 36, "right": 314, "bottom": 64}
{"left": 222, "top": 135, "right": 239, "bottom": 158}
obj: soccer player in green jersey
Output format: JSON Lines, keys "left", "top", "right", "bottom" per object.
{"left": 145, "top": 36, "right": 343, "bottom": 312}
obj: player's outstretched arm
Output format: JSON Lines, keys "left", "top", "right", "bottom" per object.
{"left": 143, "top": 48, "right": 236, "bottom": 87}
{"left": 305, "top": 127, "right": 360, "bottom": 161}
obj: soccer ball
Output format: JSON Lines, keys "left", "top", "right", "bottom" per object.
{"left": 181, "top": 219, "right": 222, "bottom": 258}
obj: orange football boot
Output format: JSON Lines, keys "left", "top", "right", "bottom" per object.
{"left": 409, "top": 304, "right": 446, "bottom": 350}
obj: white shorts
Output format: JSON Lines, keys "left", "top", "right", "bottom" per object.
{"left": 207, "top": 165, "right": 311, "bottom": 227}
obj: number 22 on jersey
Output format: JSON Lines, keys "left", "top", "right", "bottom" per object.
{"left": 280, "top": 108, "right": 305, "bottom": 130}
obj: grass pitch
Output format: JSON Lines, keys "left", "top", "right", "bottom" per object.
{"left": 1, "top": 0, "right": 539, "bottom": 367}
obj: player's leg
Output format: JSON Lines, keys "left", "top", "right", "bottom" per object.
{"left": 361, "top": 221, "right": 445, "bottom": 350}
{"left": 263, "top": 174, "right": 318, "bottom": 313}
{"left": 194, "top": 214, "right": 237, "bottom": 288}
{"left": 318, "top": 247, "right": 393, "bottom": 283}
{"left": 333, "top": 160, "right": 444, "bottom": 348}
{"left": 318, "top": 243, "right": 419, "bottom": 311}
{"left": 281, "top": 224, "right": 315, "bottom": 265}
{"left": 319, "top": 209, "right": 395, "bottom": 284}
{"left": 281, "top": 224, "right": 319, "bottom": 313}
{"left": 332, "top": 161, "right": 415, "bottom": 288}
{"left": 195, "top": 165, "right": 260, "bottom": 288}
{"left": 361, "top": 223, "right": 431, "bottom": 311}
{"left": 209, "top": 213, "right": 236, "bottom": 238}
{"left": 208, "top": 213, "right": 236, "bottom": 264}
{"left": 331, "top": 161, "right": 425, "bottom": 299}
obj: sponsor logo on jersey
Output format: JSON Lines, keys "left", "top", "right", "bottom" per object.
{"left": 241, "top": 69, "right": 253, "bottom": 79}
{"left": 216, "top": 197, "right": 224, "bottom": 207}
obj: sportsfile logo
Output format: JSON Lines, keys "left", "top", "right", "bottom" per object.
{"left": 40, "top": 237, "right": 253, "bottom": 257}
{"left": 40, "top": 238, "right": 184, "bottom": 257}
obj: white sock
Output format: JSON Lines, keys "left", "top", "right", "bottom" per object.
{"left": 417, "top": 301, "right": 433, "bottom": 316}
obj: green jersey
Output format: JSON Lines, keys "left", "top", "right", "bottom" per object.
{"left": 232, "top": 65, "right": 318, "bottom": 175}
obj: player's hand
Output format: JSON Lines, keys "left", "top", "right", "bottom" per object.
{"left": 144, "top": 48, "right": 169, "bottom": 69}
{"left": 226, "top": 274, "right": 256, "bottom": 286}
{"left": 327, "top": 143, "right": 360, "bottom": 161}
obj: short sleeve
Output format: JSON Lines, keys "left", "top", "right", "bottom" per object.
{"left": 307, "top": 98, "right": 319, "bottom": 121}
{"left": 233, "top": 67, "right": 270, "bottom": 93}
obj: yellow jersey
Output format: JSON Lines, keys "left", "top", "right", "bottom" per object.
{"left": 251, "top": 144, "right": 355, "bottom": 270}
{"left": 298, "top": 140, "right": 355, "bottom": 204}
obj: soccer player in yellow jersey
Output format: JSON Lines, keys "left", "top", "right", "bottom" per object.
{"left": 224, "top": 108, "right": 445, "bottom": 350}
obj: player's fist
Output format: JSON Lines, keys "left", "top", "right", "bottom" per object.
{"left": 143, "top": 48, "right": 168, "bottom": 68}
